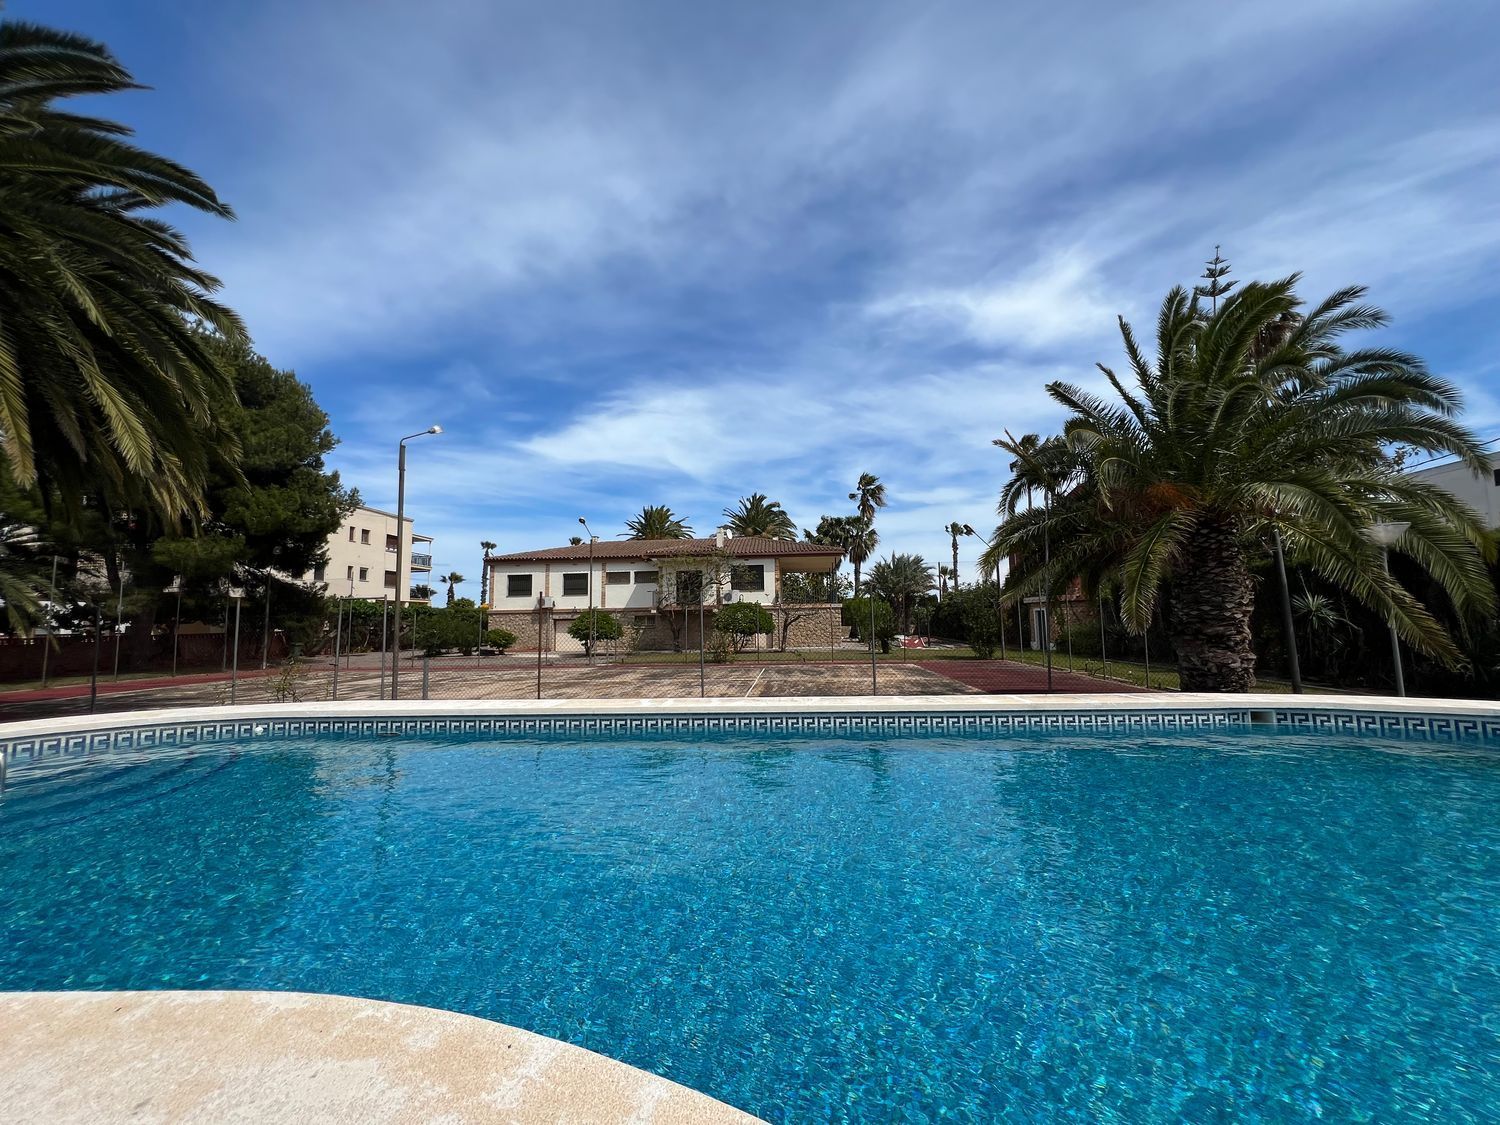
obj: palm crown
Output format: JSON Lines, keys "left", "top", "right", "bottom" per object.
{"left": 0, "top": 22, "right": 244, "bottom": 520}
{"left": 985, "top": 274, "right": 1495, "bottom": 690}
{"left": 623, "top": 505, "right": 692, "bottom": 540}
{"left": 723, "top": 493, "right": 796, "bottom": 539}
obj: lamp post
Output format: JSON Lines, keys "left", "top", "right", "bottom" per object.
{"left": 1365, "top": 521, "right": 1411, "bottom": 697}
{"left": 578, "top": 518, "right": 598, "bottom": 664}
{"left": 229, "top": 585, "right": 244, "bottom": 704}
{"left": 167, "top": 575, "right": 184, "bottom": 678}
{"left": 1271, "top": 529, "right": 1303, "bottom": 693}
{"left": 391, "top": 424, "right": 442, "bottom": 699}
{"left": 965, "top": 524, "right": 1007, "bottom": 662}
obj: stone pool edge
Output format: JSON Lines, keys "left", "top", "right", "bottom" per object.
{"left": 5, "top": 693, "right": 1500, "bottom": 765}
{"left": 0, "top": 990, "right": 765, "bottom": 1124}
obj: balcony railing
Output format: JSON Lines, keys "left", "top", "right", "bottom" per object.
{"left": 410, "top": 553, "right": 433, "bottom": 570}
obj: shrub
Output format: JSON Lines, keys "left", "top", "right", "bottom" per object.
{"left": 844, "top": 597, "right": 896, "bottom": 653}
{"left": 713, "top": 601, "right": 774, "bottom": 653}
{"left": 567, "top": 609, "right": 622, "bottom": 656}
{"left": 484, "top": 628, "right": 517, "bottom": 652}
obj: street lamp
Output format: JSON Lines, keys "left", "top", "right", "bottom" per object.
{"left": 392, "top": 424, "right": 442, "bottom": 699}
{"left": 578, "top": 517, "right": 599, "bottom": 663}
{"left": 1365, "top": 521, "right": 1411, "bottom": 697}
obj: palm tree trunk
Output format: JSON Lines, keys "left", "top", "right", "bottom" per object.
{"left": 1170, "top": 518, "right": 1256, "bottom": 692}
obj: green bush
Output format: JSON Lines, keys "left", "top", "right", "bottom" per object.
{"left": 713, "top": 601, "right": 774, "bottom": 652}
{"left": 844, "top": 597, "right": 896, "bottom": 653}
{"left": 484, "top": 628, "right": 517, "bottom": 652}
{"left": 568, "top": 609, "right": 622, "bottom": 656}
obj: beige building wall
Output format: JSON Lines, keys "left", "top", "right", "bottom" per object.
{"left": 304, "top": 505, "right": 434, "bottom": 602}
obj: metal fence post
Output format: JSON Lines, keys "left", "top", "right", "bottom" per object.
{"left": 89, "top": 603, "right": 101, "bottom": 714}
{"left": 1099, "top": 595, "right": 1109, "bottom": 682}
{"left": 331, "top": 598, "right": 342, "bottom": 701}
{"left": 230, "top": 594, "right": 242, "bottom": 704}
{"left": 422, "top": 655, "right": 430, "bottom": 700}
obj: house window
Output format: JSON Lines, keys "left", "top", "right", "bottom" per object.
{"left": 346, "top": 565, "right": 354, "bottom": 581}
{"left": 507, "top": 574, "right": 533, "bottom": 598}
{"left": 348, "top": 527, "right": 355, "bottom": 542}
{"left": 1492, "top": 468, "right": 1500, "bottom": 487}
{"left": 606, "top": 572, "right": 630, "bottom": 586}
{"left": 360, "top": 529, "right": 370, "bottom": 544}
{"left": 313, "top": 564, "right": 326, "bottom": 582}
{"left": 633, "top": 614, "right": 653, "bottom": 626}
{"left": 358, "top": 567, "right": 369, "bottom": 582}
{"left": 731, "top": 564, "right": 765, "bottom": 592}
{"left": 633, "top": 570, "right": 659, "bottom": 585}
{"left": 384, "top": 570, "right": 397, "bottom": 589}
{"left": 676, "top": 570, "right": 704, "bottom": 603}
{"left": 562, "top": 572, "right": 588, "bottom": 596}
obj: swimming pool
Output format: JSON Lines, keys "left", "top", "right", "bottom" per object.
{"left": 2, "top": 701, "right": 1497, "bottom": 1121}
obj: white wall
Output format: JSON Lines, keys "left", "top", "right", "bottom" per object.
{"left": 489, "top": 557, "right": 783, "bottom": 612}
{"left": 1409, "top": 456, "right": 1500, "bottom": 527}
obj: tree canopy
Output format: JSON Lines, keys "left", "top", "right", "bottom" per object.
{"left": 984, "top": 271, "right": 1495, "bottom": 690}
{"left": 723, "top": 493, "right": 796, "bottom": 538}
{"left": 0, "top": 21, "right": 244, "bottom": 523}
{"left": 624, "top": 504, "right": 692, "bottom": 539}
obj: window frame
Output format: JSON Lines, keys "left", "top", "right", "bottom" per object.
{"left": 605, "top": 571, "right": 630, "bottom": 586}
{"left": 506, "top": 574, "right": 534, "bottom": 599}
{"left": 730, "top": 563, "right": 766, "bottom": 592}
{"left": 561, "top": 572, "right": 589, "bottom": 597}
{"left": 633, "top": 570, "right": 659, "bottom": 585}
{"left": 358, "top": 567, "right": 369, "bottom": 582}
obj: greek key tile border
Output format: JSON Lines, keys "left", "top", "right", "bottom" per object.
{"left": 4, "top": 707, "right": 1497, "bottom": 771}
{"left": 1, "top": 708, "right": 1248, "bottom": 765}
{"left": 1272, "top": 708, "right": 1500, "bottom": 743}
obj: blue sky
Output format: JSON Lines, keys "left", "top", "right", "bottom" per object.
{"left": 27, "top": 0, "right": 1500, "bottom": 599}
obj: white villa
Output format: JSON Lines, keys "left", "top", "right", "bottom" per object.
{"left": 484, "top": 533, "right": 845, "bottom": 652}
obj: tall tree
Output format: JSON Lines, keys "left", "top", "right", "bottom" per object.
{"left": 479, "top": 540, "right": 495, "bottom": 604}
{"left": 97, "top": 331, "right": 355, "bottom": 661}
{"left": 723, "top": 493, "right": 796, "bottom": 539}
{"left": 943, "top": 522, "right": 974, "bottom": 589}
{"left": 443, "top": 571, "right": 464, "bottom": 605}
{"left": 868, "top": 552, "right": 934, "bottom": 633}
{"left": 0, "top": 22, "right": 244, "bottom": 521}
{"left": 990, "top": 275, "right": 1495, "bottom": 691}
{"left": 847, "top": 472, "right": 887, "bottom": 592}
{"left": 623, "top": 505, "right": 692, "bottom": 540}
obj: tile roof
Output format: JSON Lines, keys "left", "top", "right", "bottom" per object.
{"left": 487, "top": 536, "right": 844, "bottom": 564}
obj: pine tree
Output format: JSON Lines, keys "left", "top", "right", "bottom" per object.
{"left": 1194, "top": 246, "right": 1236, "bottom": 312}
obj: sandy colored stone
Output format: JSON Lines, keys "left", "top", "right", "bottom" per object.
{"left": 0, "top": 991, "right": 765, "bottom": 1125}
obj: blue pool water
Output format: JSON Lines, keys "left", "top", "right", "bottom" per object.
{"left": 2, "top": 727, "right": 1497, "bottom": 1121}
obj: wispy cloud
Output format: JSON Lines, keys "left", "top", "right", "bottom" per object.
{"left": 35, "top": 0, "right": 1500, "bottom": 600}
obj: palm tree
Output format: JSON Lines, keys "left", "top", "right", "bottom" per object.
{"left": 0, "top": 23, "right": 244, "bottom": 521}
{"left": 936, "top": 564, "right": 952, "bottom": 599}
{"left": 943, "top": 522, "right": 975, "bottom": 589}
{"left": 989, "top": 275, "right": 1495, "bottom": 691}
{"left": 724, "top": 493, "right": 797, "bottom": 539}
{"left": 847, "top": 472, "right": 887, "bottom": 591}
{"left": 1004, "top": 434, "right": 1042, "bottom": 509}
{"left": 479, "top": 540, "right": 495, "bottom": 604}
{"left": 443, "top": 571, "right": 464, "bottom": 605}
{"left": 868, "top": 552, "right": 934, "bottom": 633}
{"left": 623, "top": 505, "right": 692, "bottom": 540}
{"left": 803, "top": 514, "right": 859, "bottom": 589}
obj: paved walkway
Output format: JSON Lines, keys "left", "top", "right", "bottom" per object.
{"left": 919, "top": 660, "right": 1145, "bottom": 694}
{"left": 0, "top": 655, "right": 1150, "bottom": 722}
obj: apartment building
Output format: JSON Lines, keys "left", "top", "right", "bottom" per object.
{"left": 305, "top": 505, "right": 435, "bottom": 603}
{"left": 1406, "top": 452, "right": 1500, "bottom": 527}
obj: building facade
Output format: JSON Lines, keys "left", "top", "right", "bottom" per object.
{"left": 1407, "top": 454, "right": 1500, "bottom": 527}
{"left": 304, "top": 505, "right": 435, "bottom": 603}
{"left": 485, "top": 534, "right": 845, "bottom": 653}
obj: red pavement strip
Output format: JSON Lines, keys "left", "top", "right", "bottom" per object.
{"left": 0, "top": 667, "right": 275, "bottom": 705}
{"left": 918, "top": 660, "right": 1146, "bottom": 693}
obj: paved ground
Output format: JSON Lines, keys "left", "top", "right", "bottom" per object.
{"left": 0, "top": 652, "right": 1147, "bottom": 722}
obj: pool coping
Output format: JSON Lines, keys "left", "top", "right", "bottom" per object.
{"left": 0, "top": 990, "right": 764, "bottom": 1124}
{"left": 5, "top": 693, "right": 1500, "bottom": 772}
